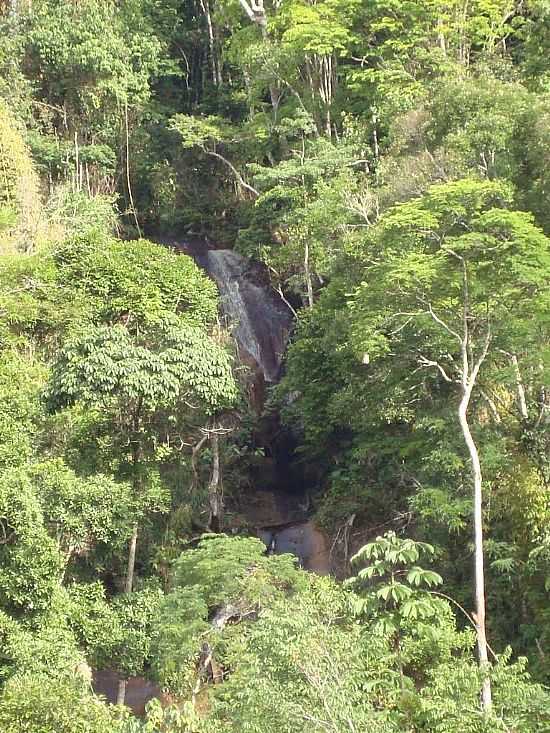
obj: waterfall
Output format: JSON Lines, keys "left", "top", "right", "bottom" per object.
{"left": 195, "top": 249, "right": 292, "bottom": 383}
{"left": 189, "top": 244, "right": 330, "bottom": 574}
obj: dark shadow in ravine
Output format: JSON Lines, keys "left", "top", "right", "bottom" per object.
{"left": 92, "top": 669, "right": 160, "bottom": 716}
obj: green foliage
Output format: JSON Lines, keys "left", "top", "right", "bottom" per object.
{"left": 414, "top": 651, "right": 550, "bottom": 732}
{"left": 238, "top": 137, "right": 365, "bottom": 302}
{"left": 171, "top": 534, "right": 301, "bottom": 604}
{"left": 153, "top": 535, "right": 303, "bottom": 691}
{"left": 1, "top": 0, "right": 550, "bottom": 723}
{"left": 111, "top": 587, "right": 164, "bottom": 678}
{"left": 47, "top": 318, "right": 237, "bottom": 415}
{"left": 52, "top": 233, "right": 219, "bottom": 328}
{"left": 63, "top": 582, "right": 122, "bottom": 669}
{"left": 43, "top": 187, "right": 119, "bottom": 241}
{"left": 28, "top": 133, "right": 117, "bottom": 187}
{"left": 0, "top": 99, "right": 41, "bottom": 249}
{"left": 280, "top": 178, "right": 550, "bottom": 681}
{"left": 126, "top": 699, "right": 203, "bottom": 733}
{"left": 170, "top": 115, "right": 233, "bottom": 150}
{"left": 153, "top": 538, "right": 550, "bottom": 732}
{"left": 0, "top": 468, "right": 63, "bottom": 613}
{"left": 347, "top": 532, "right": 443, "bottom": 632}
{"left": 29, "top": 460, "right": 135, "bottom": 560}
{"left": 203, "top": 575, "right": 397, "bottom": 733}
{"left": 151, "top": 587, "right": 210, "bottom": 692}
{"left": 23, "top": 0, "right": 175, "bottom": 134}
{"left": 0, "top": 101, "right": 36, "bottom": 210}
{"left": 0, "top": 352, "right": 44, "bottom": 469}
{"left": 0, "top": 673, "right": 129, "bottom": 733}
{"left": 349, "top": 179, "right": 550, "bottom": 397}
{"left": 0, "top": 600, "right": 82, "bottom": 683}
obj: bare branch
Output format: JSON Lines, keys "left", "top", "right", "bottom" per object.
{"left": 205, "top": 149, "right": 259, "bottom": 197}
{"left": 470, "top": 325, "right": 491, "bottom": 387}
{"left": 427, "top": 591, "right": 498, "bottom": 661}
{"left": 426, "top": 303, "right": 462, "bottom": 343}
{"left": 237, "top": 0, "right": 256, "bottom": 22}
{"left": 388, "top": 316, "right": 415, "bottom": 335}
{"left": 417, "top": 355, "right": 457, "bottom": 383}
{"left": 199, "top": 425, "right": 233, "bottom": 435}
{"left": 498, "top": 349, "right": 529, "bottom": 420}
{"left": 267, "top": 265, "right": 299, "bottom": 316}
{"left": 190, "top": 434, "right": 208, "bottom": 494}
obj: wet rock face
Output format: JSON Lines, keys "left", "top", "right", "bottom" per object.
{"left": 237, "top": 486, "right": 309, "bottom": 527}
{"left": 194, "top": 249, "right": 293, "bottom": 383}
{"left": 258, "top": 521, "right": 330, "bottom": 575}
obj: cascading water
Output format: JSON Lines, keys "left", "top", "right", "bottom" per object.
{"left": 194, "top": 249, "right": 293, "bottom": 383}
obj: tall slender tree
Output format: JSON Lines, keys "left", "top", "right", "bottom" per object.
{"left": 349, "top": 179, "right": 550, "bottom": 711}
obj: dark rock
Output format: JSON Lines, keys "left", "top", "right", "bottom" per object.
{"left": 92, "top": 669, "right": 160, "bottom": 716}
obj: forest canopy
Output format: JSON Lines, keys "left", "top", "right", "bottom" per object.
{"left": 0, "top": 0, "right": 549, "bottom": 731}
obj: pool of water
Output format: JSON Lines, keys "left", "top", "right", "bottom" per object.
{"left": 258, "top": 520, "right": 330, "bottom": 574}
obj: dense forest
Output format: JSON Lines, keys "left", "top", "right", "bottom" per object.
{"left": 1, "top": 0, "right": 549, "bottom": 730}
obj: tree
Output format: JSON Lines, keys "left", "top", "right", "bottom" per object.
{"left": 346, "top": 530, "right": 450, "bottom": 705}
{"left": 46, "top": 234, "right": 236, "bottom": 594}
{"left": 346, "top": 531, "right": 442, "bottom": 630}
{"left": 0, "top": 674, "right": 129, "bottom": 733}
{"left": 232, "top": 0, "right": 280, "bottom": 115}
{"left": 0, "top": 352, "right": 44, "bottom": 470}
{"left": 151, "top": 536, "right": 550, "bottom": 732}
{"left": 47, "top": 318, "right": 237, "bottom": 593}
{"left": 152, "top": 535, "right": 303, "bottom": 694}
{"left": 109, "top": 587, "right": 164, "bottom": 705}
{"left": 45, "top": 235, "right": 237, "bottom": 704}
{"left": 170, "top": 115, "right": 260, "bottom": 198}
{"left": 52, "top": 233, "right": 219, "bottom": 330}
{"left": 239, "top": 135, "right": 364, "bottom": 307}
{"left": 19, "top": 0, "right": 175, "bottom": 207}
{"left": 29, "top": 459, "right": 135, "bottom": 571}
{"left": 279, "top": 0, "right": 359, "bottom": 135}
{"left": 349, "top": 178, "right": 550, "bottom": 711}
{"left": 0, "top": 99, "right": 41, "bottom": 252}
{"left": 0, "top": 467, "right": 63, "bottom": 614}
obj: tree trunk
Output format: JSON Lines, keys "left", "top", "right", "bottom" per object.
{"left": 124, "top": 102, "right": 141, "bottom": 237}
{"left": 425, "top": 255, "right": 492, "bottom": 711}
{"left": 126, "top": 409, "right": 142, "bottom": 594}
{"left": 437, "top": 15, "right": 447, "bottom": 54}
{"left": 237, "top": 0, "right": 279, "bottom": 117}
{"left": 208, "top": 431, "right": 223, "bottom": 531}
{"left": 372, "top": 111, "right": 379, "bottom": 162}
{"left": 190, "top": 434, "right": 208, "bottom": 493}
{"left": 259, "top": 23, "right": 280, "bottom": 117}
{"left": 510, "top": 353, "right": 529, "bottom": 420}
{"left": 74, "top": 131, "right": 80, "bottom": 193}
{"left": 459, "top": 389, "right": 492, "bottom": 712}
{"left": 200, "top": 0, "right": 220, "bottom": 86}
{"left": 205, "top": 149, "right": 259, "bottom": 198}
{"left": 124, "top": 523, "right": 138, "bottom": 594}
{"left": 116, "top": 678, "right": 127, "bottom": 706}
{"left": 304, "top": 239, "right": 314, "bottom": 308}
